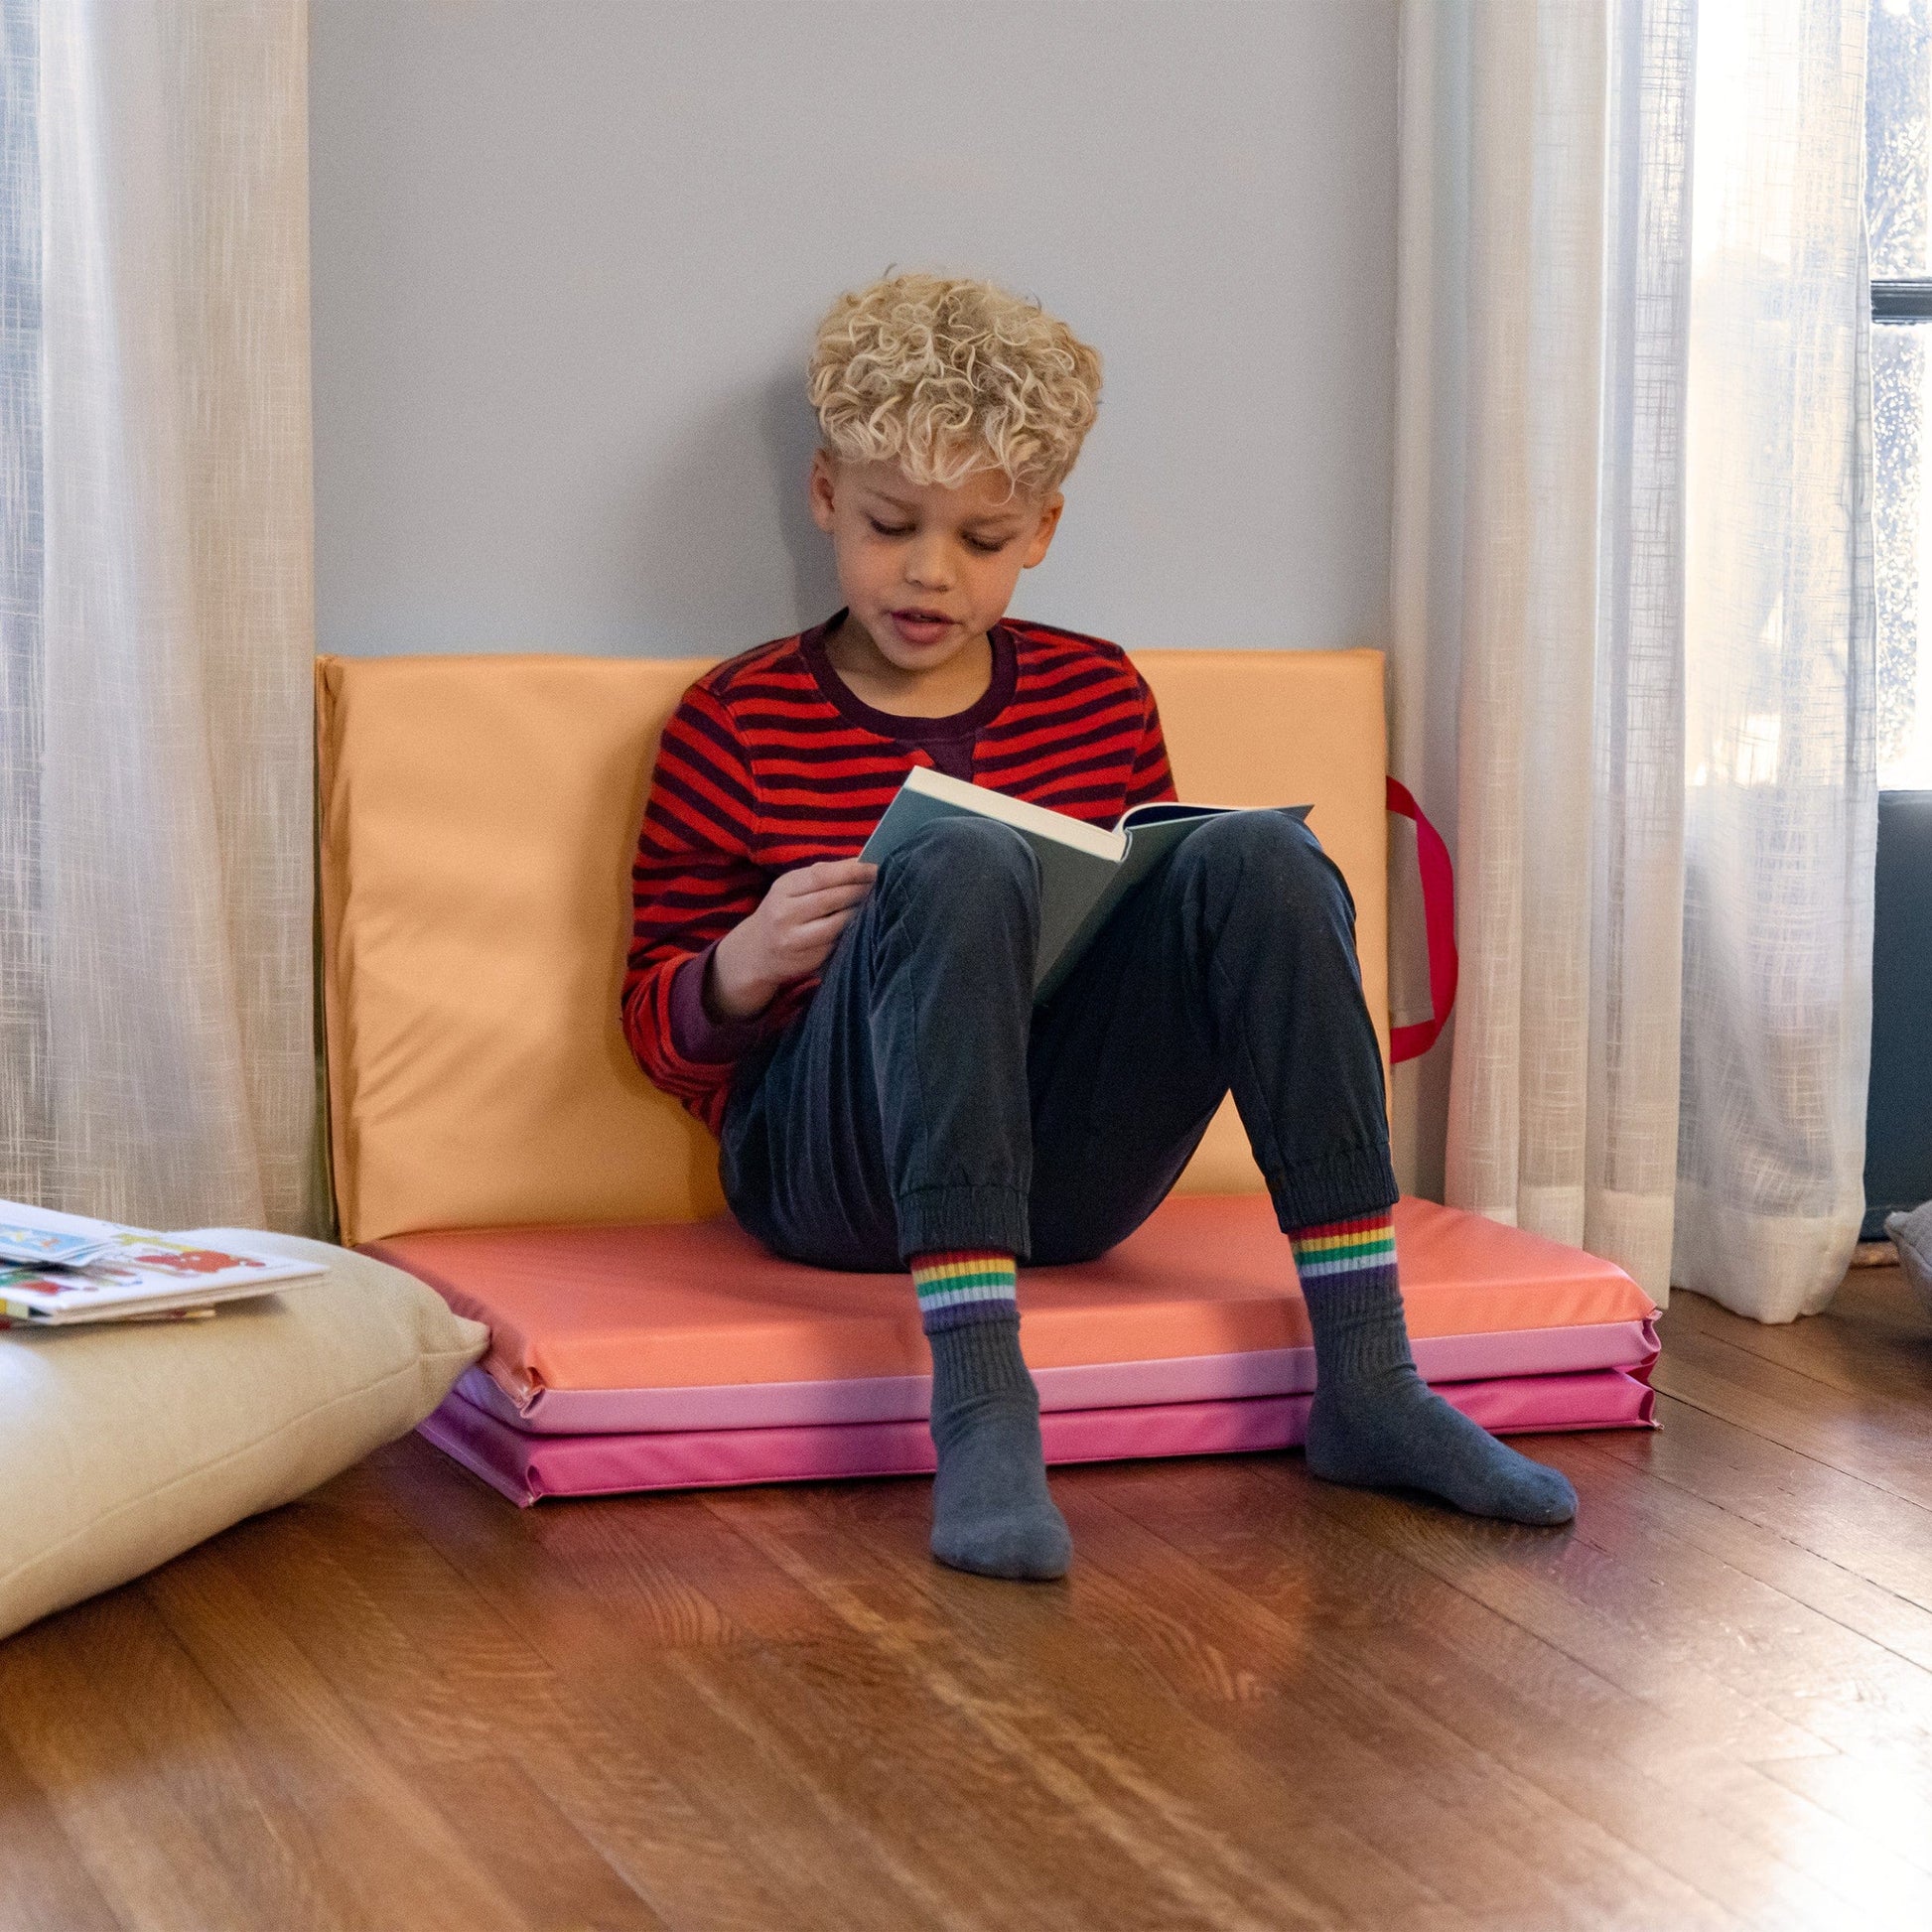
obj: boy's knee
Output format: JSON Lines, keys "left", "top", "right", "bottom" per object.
{"left": 1178, "top": 810, "right": 1354, "bottom": 929}
{"left": 881, "top": 814, "right": 1040, "bottom": 915}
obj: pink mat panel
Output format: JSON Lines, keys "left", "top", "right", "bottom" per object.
{"left": 420, "top": 1368, "right": 1657, "bottom": 1506}
{"left": 452, "top": 1317, "right": 1659, "bottom": 1436}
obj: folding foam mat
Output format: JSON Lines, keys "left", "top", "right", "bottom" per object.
{"left": 370, "top": 1193, "right": 1659, "bottom": 1504}
{"left": 322, "top": 650, "right": 1659, "bottom": 1508}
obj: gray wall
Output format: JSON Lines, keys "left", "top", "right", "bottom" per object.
{"left": 310, "top": 0, "right": 1398, "bottom": 661}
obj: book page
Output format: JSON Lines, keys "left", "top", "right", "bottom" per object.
{"left": 861, "top": 771, "right": 1122, "bottom": 991}
{"left": 0, "top": 1233, "right": 325, "bottom": 1320}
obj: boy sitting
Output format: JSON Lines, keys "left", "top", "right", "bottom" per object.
{"left": 623, "top": 274, "right": 1577, "bottom": 1581}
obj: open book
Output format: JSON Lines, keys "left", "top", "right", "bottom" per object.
{"left": 860, "top": 766, "right": 1311, "bottom": 1003}
{"left": 0, "top": 1199, "right": 326, "bottom": 1328}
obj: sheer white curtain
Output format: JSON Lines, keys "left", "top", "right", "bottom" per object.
{"left": 1674, "top": 1, "right": 1877, "bottom": 1318}
{"left": 0, "top": 1, "right": 317, "bottom": 1234}
{"left": 1393, "top": 0, "right": 1877, "bottom": 1321}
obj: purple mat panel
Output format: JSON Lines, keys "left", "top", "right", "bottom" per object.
{"left": 421, "top": 1367, "right": 1657, "bottom": 1506}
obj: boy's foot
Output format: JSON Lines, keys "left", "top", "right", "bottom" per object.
{"left": 926, "top": 1318, "right": 1071, "bottom": 1581}
{"left": 1305, "top": 1363, "right": 1578, "bottom": 1525}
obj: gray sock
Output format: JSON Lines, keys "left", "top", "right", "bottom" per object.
{"left": 1301, "top": 1260, "right": 1578, "bottom": 1527}
{"left": 925, "top": 1315, "right": 1071, "bottom": 1580}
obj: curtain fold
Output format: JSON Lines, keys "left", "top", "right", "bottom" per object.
{"left": 1394, "top": 0, "right": 1875, "bottom": 1320}
{"left": 0, "top": 0, "right": 46, "bottom": 1209}
{"left": 0, "top": 0, "right": 316, "bottom": 1233}
{"left": 1673, "top": 0, "right": 1878, "bottom": 1318}
{"left": 1396, "top": 0, "right": 1695, "bottom": 1302}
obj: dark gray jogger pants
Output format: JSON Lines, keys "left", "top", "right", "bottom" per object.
{"left": 719, "top": 810, "right": 1400, "bottom": 1271}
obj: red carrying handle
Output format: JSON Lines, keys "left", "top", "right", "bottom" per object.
{"left": 1385, "top": 777, "right": 1457, "bottom": 1063}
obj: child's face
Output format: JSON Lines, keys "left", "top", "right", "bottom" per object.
{"left": 808, "top": 454, "right": 1063, "bottom": 673}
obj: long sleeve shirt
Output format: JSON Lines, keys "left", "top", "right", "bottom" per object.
{"left": 622, "top": 612, "right": 1176, "bottom": 1133}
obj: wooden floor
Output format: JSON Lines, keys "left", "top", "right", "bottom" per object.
{"left": 4, "top": 1269, "right": 1931, "bottom": 1932}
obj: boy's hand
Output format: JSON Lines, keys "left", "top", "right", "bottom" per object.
{"left": 706, "top": 860, "right": 878, "bottom": 1022}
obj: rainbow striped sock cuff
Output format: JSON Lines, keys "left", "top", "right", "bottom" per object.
{"left": 1289, "top": 1210, "right": 1398, "bottom": 1282}
{"left": 910, "top": 1249, "right": 1018, "bottom": 1334}
{"left": 1290, "top": 1209, "right": 1410, "bottom": 1381}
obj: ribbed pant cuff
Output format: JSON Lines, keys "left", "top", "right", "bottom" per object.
{"left": 1265, "top": 1144, "right": 1399, "bottom": 1234}
{"left": 897, "top": 1184, "right": 1032, "bottom": 1263}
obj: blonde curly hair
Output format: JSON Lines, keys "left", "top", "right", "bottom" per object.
{"left": 808, "top": 274, "right": 1102, "bottom": 498}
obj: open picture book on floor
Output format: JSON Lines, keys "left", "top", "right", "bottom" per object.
{"left": 0, "top": 1201, "right": 325, "bottom": 1327}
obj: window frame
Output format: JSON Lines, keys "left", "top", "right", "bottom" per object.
{"left": 1873, "top": 278, "right": 1932, "bottom": 321}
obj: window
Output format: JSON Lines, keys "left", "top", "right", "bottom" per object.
{"left": 1868, "top": 0, "right": 1932, "bottom": 787}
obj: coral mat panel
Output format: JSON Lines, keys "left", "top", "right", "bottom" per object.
{"left": 419, "top": 1368, "right": 1658, "bottom": 1507}
{"left": 368, "top": 1193, "right": 1655, "bottom": 1407}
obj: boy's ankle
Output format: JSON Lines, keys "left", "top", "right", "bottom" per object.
{"left": 923, "top": 1312, "right": 1069, "bottom": 1580}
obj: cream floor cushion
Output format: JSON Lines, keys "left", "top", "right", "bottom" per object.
{"left": 0, "top": 1231, "right": 486, "bottom": 1642}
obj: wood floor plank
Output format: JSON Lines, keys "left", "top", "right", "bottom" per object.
{"left": 670, "top": 1638, "right": 1193, "bottom": 1932}
{"left": 1592, "top": 1394, "right": 1932, "bottom": 1613}
{"left": 369, "top": 1449, "right": 951, "bottom": 1930}
{"left": 1758, "top": 1744, "right": 1932, "bottom": 1871}
{"left": 226, "top": 1503, "right": 558, "bottom": 1763}
{"left": 84, "top": 1579, "right": 367, "bottom": 1932}
{"left": 1085, "top": 1456, "right": 1890, "bottom": 1932}
{"left": 1653, "top": 1316, "right": 1932, "bottom": 1510}
{"left": 310, "top": 1463, "right": 1105, "bottom": 1931}
{"left": 1667, "top": 1268, "right": 1932, "bottom": 1409}
{"left": 207, "top": 1506, "right": 671, "bottom": 1931}
{"left": 1260, "top": 1455, "right": 1839, "bottom": 1768}
{"left": 302, "top": 1453, "right": 842, "bottom": 1932}
{"left": 0, "top": 1593, "right": 293, "bottom": 1932}
{"left": 705, "top": 1479, "right": 1479, "bottom": 1931}
{"left": 1054, "top": 1482, "right": 1713, "bottom": 1932}
{"left": 693, "top": 1545, "right": 1453, "bottom": 1932}
{"left": 0, "top": 1720, "right": 126, "bottom": 1932}
{"left": 1561, "top": 1444, "right": 1932, "bottom": 1761}
{"left": 1159, "top": 1452, "right": 1932, "bottom": 1924}
{"left": 1558, "top": 1434, "right": 1932, "bottom": 1675}
{"left": 673, "top": 1484, "right": 1344, "bottom": 1932}
{"left": 364, "top": 1432, "right": 848, "bottom": 1650}
{"left": 405, "top": 1754, "right": 676, "bottom": 1932}
{"left": 138, "top": 1547, "right": 537, "bottom": 1932}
